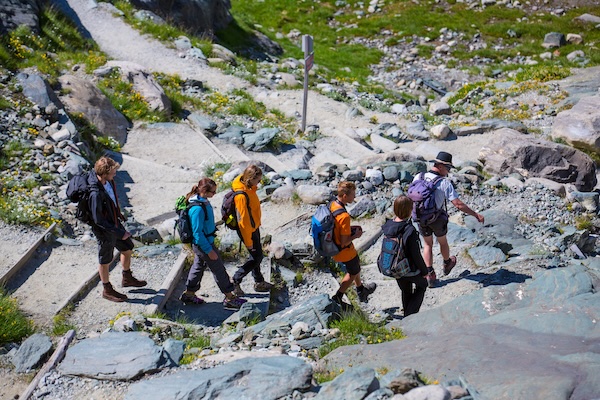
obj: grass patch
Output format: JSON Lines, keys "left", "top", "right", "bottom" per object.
{"left": 574, "top": 215, "right": 593, "bottom": 231}
{"left": 52, "top": 305, "right": 76, "bottom": 336}
{"left": 0, "top": 290, "right": 35, "bottom": 345}
{"left": 97, "top": 70, "right": 169, "bottom": 123}
{"left": 0, "top": 5, "right": 100, "bottom": 77}
{"left": 318, "top": 309, "right": 404, "bottom": 358}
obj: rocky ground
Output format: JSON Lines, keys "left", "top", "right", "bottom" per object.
{"left": 1, "top": 0, "right": 600, "bottom": 399}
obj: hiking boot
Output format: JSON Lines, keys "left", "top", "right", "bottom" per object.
{"left": 223, "top": 296, "right": 247, "bottom": 310}
{"left": 426, "top": 270, "right": 437, "bottom": 288}
{"left": 233, "top": 283, "right": 245, "bottom": 297}
{"left": 180, "top": 292, "right": 205, "bottom": 305}
{"left": 102, "top": 283, "right": 127, "bottom": 302}
{"left": 254, "top": 281, "right": 273, "bottom": 292}
{"left": 443, "top": 256, "right": 457, "bottom": 276}
{"left": 331, "top": 293, "right": 353, "bottom": 312}
{"left": 122, "top": 270, "right": 147, "bottom": 287}
{"left": 357, "top": 282, "right": 377, "bottom": 303}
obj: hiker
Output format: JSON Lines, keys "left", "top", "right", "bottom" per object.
{"left": 89, "top": 156, "right": 146, "bottom": 302}
{"left": 413, "top": 151, "right": 484, "bottom": 287}
{"left": 381, "top": 195, "right": 428, "bottom": 316}
{"left": 179, "top": 178, "right": 247, "bottom": 310}
{"left": 231, "top": 165, "right": 273, "bottom": 296}
{"left": 331, "top": 181, "right": 377, "bottom": 307}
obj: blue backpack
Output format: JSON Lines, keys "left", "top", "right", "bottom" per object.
{"left": 407, "top": 172, "right": 445, "bottom": 225}
{"left": 377, "top": 234, "right": 412, "bottom": 279}
{"left": 311, "top": 201, "right": 347, "bottom": 257}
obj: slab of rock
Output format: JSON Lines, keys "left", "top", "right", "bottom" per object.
{"left": 573, "top": 13, "right": 600, "bottom": 24}
{"left": 296, "top": 185, "right": 332, "bottom": 205}
{"left": 58, "top": 332, "right": 167, "bottom": 380}
{"left": 188, "top": 112, "right": 218, "bottom": 133}
{"left": 467, "top": 245, "right": 508, "bottom": 267}
{"left": 243, "top": 127, "right": 279, "bottom": 151}
{"left": 12, "top": 333, "right": 52, "bottom": 373}
{"left": 480, "top": 128, "right": 597, "bottom": 192}
{"left": 314, "top": 366, "right": 378, "bottom": 400}
{"left": 542, "top": 32, "right": 566, "bottom": 48}
{"left": 58, "top": 75, "right": 130, "bottom": 145}
{"left": 324, "top": 261, "right": 600, "bottom": 399}
{"left": 101, "top": 61, "right": 171, "bottom": 113}
{"left": 17, "top": 73, "right": 64, "bottom": 109}
{"left": 552, "top": 95, "right": 600, "bottom": 155}
{"left": 125, "top": 356, "right": 312, "bottom": 400}
{"left": 370, "top": 133, "right": 398, "bottom": 152}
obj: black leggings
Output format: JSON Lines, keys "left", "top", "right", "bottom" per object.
{"left": 233, "top": 229, "right": 265, "bottom": 284}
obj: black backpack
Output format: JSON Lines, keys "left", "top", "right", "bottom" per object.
{"left": 174, "top": 196, "right": 208, "bottom": 244}
{"left": 220, "top": 190, "right": 254, "bottom": 231}
{"left": 66, "top": 172, "right": 94, "bottom": 225}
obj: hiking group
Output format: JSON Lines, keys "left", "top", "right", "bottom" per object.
{"left": 69, "top": 151, "right": 483, "bottom": 316}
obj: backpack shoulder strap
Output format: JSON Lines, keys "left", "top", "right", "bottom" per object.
{"left": 330, "top": 199, "right": 347, "bottom": 217}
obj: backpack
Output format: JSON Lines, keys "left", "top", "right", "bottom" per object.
{"left": 220, "top": 190, "right": 254, "bottom": 231}
{"left": 66, "top": 172, "right": 94, "bottom": 225}
{"left": 407, "top": 172, "right": 446, "bottom": 225}
{"left": 174, "top": 196, "right": 208, "bottom": 244}
{"left": 310, "top": 201, "right": 347, "bottom": 257}
{"left": 377, "top": 231, "right": 412, "bottom": 279}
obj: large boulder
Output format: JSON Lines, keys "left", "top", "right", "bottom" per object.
{"left": 129, "top": 0, "right": 232, "bottom": 37}
{"left": 58, "top": 75, "right": 131, "bottom": 145}
{"left": 16, "top": 73, "right": 64, "bottom": 109}
{"left": 552, "top": 95, "right": 600, "bottom": 156}
{"left": 97, "top": 61, "right": 171, "bottom": 114}
{"left": 0, "top": 0, "right": 40, "bottom": 35}
{"left": 479, "top": 128, "right": 596, "bottom": 192}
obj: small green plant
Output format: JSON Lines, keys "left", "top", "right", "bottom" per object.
{"left": 0, "top": 290, "right": 35, "bottom": 345}
{"left": 291, "top": 192, "right": 302, "bottom": 206}
{"left": 97, "top": 136, "right": 122, "bottom": 152}
{"left": 318, "top": 310, "right": 404, "bottom": 358}
{"left": 515, "top": 65, "right": 571, "bottom": 83}
{"left": 294, "top": 271, "right": 304, "bottom": 285}
{"left": 574, "top": 215, "right": 593, "bottom": 231}
{"left": 369, "top": 115, "right": 379, "bottom": 124}
{"left": 52, "top": 305, "right": 76, "bottom": 336}
{"left": 313, "top": 368, "right": 344, "bottom": 384}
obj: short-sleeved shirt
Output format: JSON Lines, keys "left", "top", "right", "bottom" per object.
{"left": 330, "top": 200, "right": 357, "bottom": 263}
{"left": 413, "top": 171, "right": 459, "bottom": 208}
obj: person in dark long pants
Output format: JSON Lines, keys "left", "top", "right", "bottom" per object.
{"left": 230, "top": 165, "right": 273, "bottom": 296}
{"left": 179, "top": 178, "right": 247, "bottom": 310}
{"left": 382, "top": 195, "right": 429, "bottom": 317}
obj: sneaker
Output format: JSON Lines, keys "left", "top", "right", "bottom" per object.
{"left": 233, "top": 283, "right": 245, "bottom": 297}
{"left": 426, "top": 270, "right": 437, "bottom": 288}
{"left": 254, "top": 281, "right": 273, "bottom": 292}
{"left": 223, "top": 296, "right": 247, "bottom": 310}
{"left": 179, "top": 293, "right": 205, "bottom": 305}
{"left": 357, "top": 282, "right": 377, "bottom": 303}
{"left": 443, "top": 256, "right": 457, "bottom": 276}
{"left": 122, "top": 270, "right": 147, "bottom": 287}
{"left": 102, "top": 283, "right": 127, "bottom": 302}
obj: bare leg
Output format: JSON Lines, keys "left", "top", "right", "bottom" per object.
{"left": 121, "top": 249, "right": 132, "bottom": 271}
{"left": 422, "top": 235, "right": 434, "bottom": 267}
{"left": 339, "top": 273, "right": 357, "bottom": 293}
{"left": 99, "top": 264, "right": 110, "bottom": 283}
{"left": 437, "top": 235, "right": 450, "bottom": 261}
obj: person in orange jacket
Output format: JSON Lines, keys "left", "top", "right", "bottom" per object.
{"left": 231, "top": 165, "right": 273, "bottom": 295}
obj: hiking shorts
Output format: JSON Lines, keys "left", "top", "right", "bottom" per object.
{"left": 93, "top": 228, "right": 134, "bottom": 264}
{"left": 339, "top": 255, "right": 361, "bottom": 276}
{"left": 417, "top": 213, "right": 448, "bottom": 238}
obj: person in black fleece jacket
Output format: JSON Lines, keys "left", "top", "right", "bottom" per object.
{"left": 381, "top": 195, "right": 429, "bottom": 317}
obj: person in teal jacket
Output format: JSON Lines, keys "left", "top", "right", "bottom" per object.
{"left": 180, "top": 178, "right": 247, "bottom": 310}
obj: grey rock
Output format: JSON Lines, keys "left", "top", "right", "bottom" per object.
{"left": 58, "top": 75, "right": 130, "bottom": 145}
{"left": 12, "top": 333, "right": 52, "bottom": 373}
{"left": 296, "top": 185, "right": 332, "bottom": 205}
{"left": 174, "top": 36, "right": 192, "bottom": 51}
{"left": 480, "top": 128, "right": 597, "bottom": 192}
{"left": 271, "top": 185, "right": 295, "bottom": 203}
{"left": 315, "top": 366, "right": 378, "bottom": 400}
{"left": 17, "top": 73, "right": 64, "bottom": 109}
{"left": 342, "top": 169, "right": 364, "bottom": 181}
{"left": 188, "top": 112, "right": 218, "bottom": 132}
{"left": 58, "top": 332, "right": 168, "bottom": 380}
{"left": 0, "top": 0, "right": 40, "bottom": 34}
{"left": 131, "top": 226, "right": 162, "bottom": 244}
{"left": 467, "top": 245, "right": 508, "bottom": 267}
{"left": 211, "top": 44, "right": 237, "bottom": 64}
{"left": 282, "top": 169, "right": 312, "bottom": 181}
{"left": 404, "top": 385, "right": 451, "bottom": 400}
{"left": 379, "top": 368, "right": 423, "bottom": 394}
{"left": 348, "top": 196, "right": 376, "bottom": 218}
{"left": 552, "top": 95, "right": 600, "bottom": 155}
{"left": 573, "top": 13, "right": 600, "bottom": 24}
{"left": 112, "top": 316, "right": 138, "bottom": 332}
{"left": 133, "top": 10, "right": 164, "bottom": 24}
{"left": 454, "top": 125, "right": 484, "bottom": 136}
{"left": 480, "top": 118, "right": 527, "bottom": 133}
{"left": 542, "top": 32, "right": 566, "bottom": 48}
{"left": 296, "top": 336, "right": 323, "bottom": 350}
{"left": 428, "top": 101, "right": 451, "bottom": 116}
{"left": 370, "top": 133, "right": 398, "bottom": 152}
{"left": 430, "top": 124, "right": 450, "bottom": 139}
{"left": 243, "top": 128, "right": 279, "bottom": 151}
{"left": 383, "top": 165, "right": 400, "bottom": 181}
{"left": 365, "top": 169, "right": 384, "bottom": 186}
{"left": 567, "top": 50, "right": 585, "bottom": 62}
{"left": 162, "top": 339, "right": 185, "bottom": 366}
{"left": 567, "top": 191, "right": 599, "bottom": 213}
{"left": 125, "top": 356, "right": 312, "bottom": 400}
